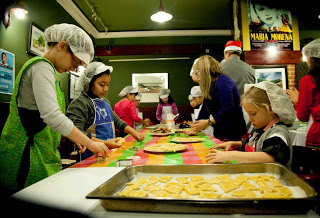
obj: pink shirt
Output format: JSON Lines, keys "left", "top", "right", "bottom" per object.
{"left": 114, "top": 99, "right": 141, "bottom": 128}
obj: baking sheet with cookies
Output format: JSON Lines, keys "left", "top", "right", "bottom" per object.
{"left": 87, "top": 163, "right": 316, "bottom": 214}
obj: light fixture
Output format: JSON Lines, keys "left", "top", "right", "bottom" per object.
{"left": 151, "top": 0, "right": 172, "bottom": 23}
{"left": 11, "top": 1, "right": 28, "bottom": 19}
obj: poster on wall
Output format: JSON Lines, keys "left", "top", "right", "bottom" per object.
{"left": 0, "top": 48, "right": 15, "bottom": 95}
{"left": 247, "top": 0, "right": 293, "bottom": 50}
{"left": 132, "top": 73, "right": 168, "bottom": 103}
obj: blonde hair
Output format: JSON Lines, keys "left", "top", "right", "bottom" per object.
{"left": 193, "top": 55, "right": 223, "bottom": 100}
{"left": 241, "top": 87, "right": 272, "bottom": 113}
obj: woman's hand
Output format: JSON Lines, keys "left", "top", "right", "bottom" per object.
{"left": 205, "top": 149, "right": 231, "bottom": 163}
{"left": 190, "top": 119, "right": 209, "bottom": 133}
{"left": 286, "top": 88, "right": 299, "bottom": 106}
{"left": 104, "top": 138, "right": 122, "bottom": 149}
{"left": 87, "top": 141, "right": 109, "bottom": 159}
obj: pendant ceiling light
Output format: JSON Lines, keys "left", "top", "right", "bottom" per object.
{"left": 151, "top": 0, "right": 172, "bottom": 23}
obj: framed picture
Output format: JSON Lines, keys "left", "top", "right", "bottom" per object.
{"left": 132, "top": 73, "right": 168, "bottom": 103}
{"left": 28, "top": 22, "right": 45, "bottom": 56}
{"left": 69, "top": 71, "right": 81, "bottom": 100}
{"left": 253, "top": 65, "right": 288, "bottom": 90}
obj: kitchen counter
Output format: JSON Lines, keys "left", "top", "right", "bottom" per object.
{"left": 11, "top": 167, "right": 319, "bottom": 217}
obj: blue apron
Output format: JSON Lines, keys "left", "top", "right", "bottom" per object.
{"left": 81, "top": 98, "right": 115, "bottom": 160}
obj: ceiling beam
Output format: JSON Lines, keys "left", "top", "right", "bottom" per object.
{"left": 57, "top": 0, "right": 232, "bottom": 39}
{"left": 95, "top": 44, "right": 201, "bottom": 56}
{"left": 97, "top": 30, "right": 232, "bottom": 39}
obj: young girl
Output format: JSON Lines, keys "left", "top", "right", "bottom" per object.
{"left": 206, "top": 81, "right": 296, "bottom": 167}
{"left": 286, "top": 38, "right": 320, "bottom": 147}
{"left": 0, "top": 24, "right": 108, "bottom": 193}
{"left": 114, "top": 86, "right": 150, "bottom": 129}
{"left": 191, "top": 86, "right": 213, "bottom": 136}
{"left": 156, "top": 89, "right": 179, "bottom": 123}
{"left": 134, "top": 94, "right": 144, "bottom": 130}
{"left": 67, "top": 62, "right": 146, "bottom": 159}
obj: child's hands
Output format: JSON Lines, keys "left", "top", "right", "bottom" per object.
{"left": 76, "top": 143, "right": 86, "bottom": 154}
{"left": 210, "top": 141, "right": 234, "bottom": 151}
{"left": 134, "top": 132, "right": 145, "bottom": 141}
{"left": 205, "top": 149, "right": 230, "bottom": 163}
{"left": 143, "top": 119, "right": 150, "bottom": 127}
{"left": 87, "top": 141, "right": 109, "bottom": 159}
{"left": 104, "top": 138, "right": 122, "bottom": 149}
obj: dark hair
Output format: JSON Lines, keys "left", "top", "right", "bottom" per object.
{"left": 47, "top": 42, "right": 58, "bottom": 48}
{"left": 1, "top": 52, "right": 6, "bottom": 57}
{"left": 159, "top": 94, "right": 174, "bottom": 104}
{"left": 47, "top": 42, "right": 73, "bottom": 53}
{"left": 88, "top": 70, "right": 111, "bottom": 95}
{"left": 308, "top": 57, "right": 320, "bottom": 90}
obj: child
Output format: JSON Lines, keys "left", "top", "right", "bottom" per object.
{"left": 114, "top": 86, "right": 150, "bottom": 129}
{"left": 0, "top": 24, "right": 108, "bottom": 193}
{"left": 206, "top": 81, "right": 296, "bottom": 167}
{"left": 134, "top": 93, "right": 144, "bottom": 130}
{"left": 67, "top": 63, "right": 145, "bottom": 159}
{"left": 191, "top": 86, "right": 213, "bottom": 136}
{"left": 156, "top": 89, "right": 179, "bottom": 123}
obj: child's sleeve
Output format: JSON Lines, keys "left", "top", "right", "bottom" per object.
{"left": 296, "top": 76, "right": 313, "bottom": 122}
{"left": 261, "top": 132, "right": 290, "bottom": 166}
{"left": 156, "top": 103, "right": 163, "bottom": 122}
{"left": 66, "top": 98, "right": 91, "bottom": 138}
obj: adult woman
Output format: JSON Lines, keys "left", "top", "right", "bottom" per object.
{"left": 189, "top": 55, "right": 247, "bottom": 140}
{"left": 286, "top": 39, "right": 320, "bottom": 147}
{"left": 0, "top": 24, "right": 108, "bottom": 194}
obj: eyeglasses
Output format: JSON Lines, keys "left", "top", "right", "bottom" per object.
{"left": 70, "top": 53, "right": 85, "bottom": 72}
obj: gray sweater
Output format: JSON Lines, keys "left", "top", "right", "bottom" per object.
{"left": 17, "top": 61, "right": 73, "bottom": 136}
{"left": 221, "top": 56, "right": 256, "bottom": 97}
{"left": 66, "top": 92, "right": 128, "bottom": 139}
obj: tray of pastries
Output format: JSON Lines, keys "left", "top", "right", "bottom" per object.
{"left": 87, "top": 163, "right": 316, "bottom": 214}
{"left": 144, "top": 143, "right": 188, "bottom": 153}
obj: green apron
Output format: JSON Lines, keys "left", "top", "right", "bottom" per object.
{"left": 0, "top": 57, "right": 65, "bottom": 192}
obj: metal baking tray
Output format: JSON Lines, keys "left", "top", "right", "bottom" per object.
{"left": 86, "top": 163, "right": 316, "bottom": 214}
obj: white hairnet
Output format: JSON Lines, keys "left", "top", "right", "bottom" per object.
{"left": 44, "top": 23, "right": 94, "bottom": 65}
{"left": 189, "top": 58, "right": 199, "bottom": 76}
{"left": 75, "top": 62, "right": 113, "bottom": 92}
{"left": 159, "top": 88, "right": 170, "bottom": 99}
{"left": 190, "top": 86, "right": 203, "bottom": 97}
{"left": 302, "top": 38, "right": 320, "bottom": 58}
{"left": 119, "top": 86, "right": 138, "bottom": 97}
{"left": 188, "top": 95, "right": 193, "bottom": 101}
{"left": 135, "top": 93, "right": 141, "bottom": 100}
{"left": 244, "top": 81, "right": 296, "bottom": 126}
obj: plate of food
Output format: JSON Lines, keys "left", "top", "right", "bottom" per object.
{"left": 170, "top": 137, "right": 206, "bottom": 143}
{"left": 144, "top": 143, "right": 188, "bottom": 153}
{"left": 149, "top": 127, "right": 174, "bottom": 136}
{"left": 145, "top": 125, "right": 159, "bottom": 129}
{"left": 173, "top": 128, "right": 191, "bottom": 133}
